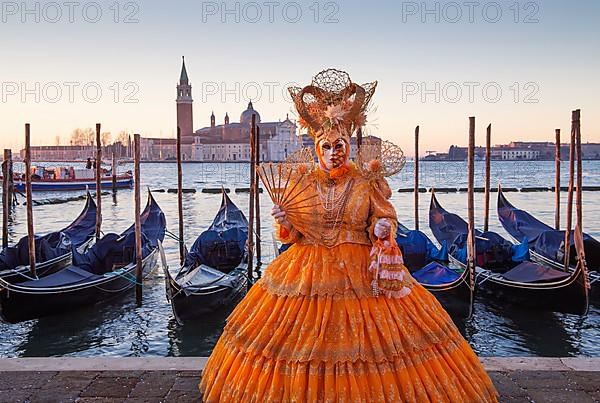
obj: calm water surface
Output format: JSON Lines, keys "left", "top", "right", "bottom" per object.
{"left": 1, "top": 161, "right": 599, "bottom": 358}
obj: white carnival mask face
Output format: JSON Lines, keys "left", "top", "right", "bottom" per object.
{"left": 318, "top": 138, "right": 348, "bottom": 170}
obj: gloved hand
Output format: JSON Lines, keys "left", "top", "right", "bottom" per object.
{"left": 374, "top": 218, "right": 391, "bottom": 240}
{"left": 272, "top": 205, "right": 291, "bottom": 231}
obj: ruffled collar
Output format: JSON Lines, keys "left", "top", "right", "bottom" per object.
{"left": 314, "top": 161, "right": 358, "bottom": 184}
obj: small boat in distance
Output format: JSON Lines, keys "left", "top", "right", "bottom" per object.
{"left": 13, "top": 165, "right": 133, "bottom": 192}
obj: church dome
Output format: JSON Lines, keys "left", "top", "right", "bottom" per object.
{"left": 240, "top": 101, "right": 261, "bottom": 126}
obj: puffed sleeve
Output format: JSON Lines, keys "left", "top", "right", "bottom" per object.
{"left": 367, "top": 178, "right": 398, "bottom": 244}
{"left": 274, "top": 222, "right": 303, "bottom": 244}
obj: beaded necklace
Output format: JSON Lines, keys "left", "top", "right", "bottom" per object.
{"left": 316, "top": 171, "right": 354, "bottom": 246}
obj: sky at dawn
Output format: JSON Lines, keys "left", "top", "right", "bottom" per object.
{"left": 1, "top": 0, "right": 599, "bottom": 155}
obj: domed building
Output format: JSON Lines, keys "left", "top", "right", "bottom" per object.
{"left": 134, "top": 58, "right": 376, "bottom": 162}
{"left": 239, "top": 101, "right": 261, "bottom": 126}
{"left": 168, "top": 57, "right": 301, "bottom": 161}
{"left": 192, "top": 101, "right": 299, "bottom": 162}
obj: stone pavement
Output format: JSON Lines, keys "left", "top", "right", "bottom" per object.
{"left": 0, "top": 357, "right": 598, "bottom": 402}
{"left": 0, "top": 370, "right": 200, "bottom": 402}
{"left": 489, "top": 370, "right": 599, "bottom": 402}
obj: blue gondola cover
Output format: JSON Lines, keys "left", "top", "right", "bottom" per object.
{"left": 184, "top": 193, "right": 248, "bottom": 273}
{"left": 0, "top": 233, "right": 72, "bottom": 271}
{"left": 412, "top": 261, "right": 461, "bottom": 285}
{"left": 0, "top": 195, "right": 97, "bottom": 271}
{"left": 450, "top": 231, "right": 521, "bottom": 270}
{"left": 72, "top": 231, "right": 153, "bottom": 275}
{"left": 501, "top": 261, "right": 570, "bottom": 283}
{"left": 498, "top": 190, "right": 600, "bottom": 269}
{"left": 73, "top": 193, "right": 165, "bottom": 275}
{"left": 395, "top": 230, "right": 448, "bottom": 271}
{"left": 17, "top": 266, "right": 100, "bottom": 288}
{"left": 511, "top": 236, "right": 530, "bottom": 262}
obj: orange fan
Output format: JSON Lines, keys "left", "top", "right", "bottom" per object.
{"left": 257, "top": 162, "right": 317, "bottom": 226}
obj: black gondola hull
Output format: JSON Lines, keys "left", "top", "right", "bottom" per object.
{"left": 0, "top": 250, "right": 158, "bottom": 324}
{"left": 166, "top": 268, "right": 248, "bottom": 323}
{"left": 474, "top": 266, "right": 588, "bottom": 315}
{"left": 528, "top": 250, "right": 600, "bottom": 304}
{"left": 423, "top": 278, "right": 473, "bottom": 318}
{"left": 164, "top": 191, "right": 249, "bottom": 323}
{"left": 165, "top": 263, "right": 248, "bottom": 323}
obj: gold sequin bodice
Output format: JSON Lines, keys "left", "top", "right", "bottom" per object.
{"left": 278, "top": 164, "right": 397, "bottom": 248}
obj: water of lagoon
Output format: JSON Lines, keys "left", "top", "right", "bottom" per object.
{"left": 1, "top": 160, "right": 599, "bottom": 358}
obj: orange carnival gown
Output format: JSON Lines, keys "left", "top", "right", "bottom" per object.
{"left": 200, "top": 164, "right": 498, "bottom": 402}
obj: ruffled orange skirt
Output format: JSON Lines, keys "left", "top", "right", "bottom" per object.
{"left": 200, "top": 243, "right": 498, "bottom": 402}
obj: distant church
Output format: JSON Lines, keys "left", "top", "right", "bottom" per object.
{"left": 173, "top": 57, "right": 300, "bottom": 162}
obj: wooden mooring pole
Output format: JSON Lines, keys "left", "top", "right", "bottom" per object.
{"left": 484, "top": 124, "right": 491, "bottom": 232}
{"left": 134, "top": 133, "right": 143, "bottom": 306}
{"left": 95, "top": 123, "right": 102, "bottom": 240}
{"left": 254, "top": 125, "right": 261, "bottom": 275}
{"left": 7, "top": 150, "right": 14, "bottom": 208}
{"left": 564, "top": 111, "right": 577, "bottom": 271}
{"left": 466, "top": 117, "right": 476, "bottom": 316}
{"left": 555, "top": 129, "right": 561, "bottom": 230}
{"left": 414, "top": 126, "right": 419, "bottom": 230}
{"left": 176, "top": 126, "right": 185, "bottom": 264}
{"left": 575, "top": 110, "right": 582, "bottom": 231}
{"left": 25, "top": 124, "right": 36, "bottom": 277}
{"left": 112, "top": 151, "right": 117, "bottom": 193}
{"left": 247, "top": 114, "right": 256, "bottom": 286}
{"left": 2, "top": 150, "right": 10, "bottom": 249}
{"left": 573, "top": 111, "right": 589, "bottom": 302}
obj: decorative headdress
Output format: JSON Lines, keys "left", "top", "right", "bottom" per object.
{"left": 289, "top": 69, "right": 377, "bottom": 144}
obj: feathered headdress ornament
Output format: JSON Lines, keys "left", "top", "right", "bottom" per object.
{"left": 288, "top": 69, "right": 377, "bottom": 143}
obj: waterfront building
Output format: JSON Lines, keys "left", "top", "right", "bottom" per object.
{"left": 19, "top": 143, "right": 129, "bottom": 162}
{"left": 21, "top": 145, "right": 94, "bottom": 162}
{"left": 582, "top": 143, "right": 600, "bottom": 159}
{"left": 500, "top": 148, "right": 540, "bottom": 160}
{"left": 191, "top": 103, "right": 301, "bottom": 162}
{"left": 431, "top": 141, "right": 600, "bottom": 161}
{"left": 170, "top": 57, "right": 302, "bottom": 162}
{"left": 139, "top": 137, "right": 196, "bottom": 161}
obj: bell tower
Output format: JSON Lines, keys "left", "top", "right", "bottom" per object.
{"left": 176, "top": 56, "right": 193, "bottom": 137}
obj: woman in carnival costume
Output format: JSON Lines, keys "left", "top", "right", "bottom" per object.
{"left": 200, "top": 69, "right": 498, "bottom": 402}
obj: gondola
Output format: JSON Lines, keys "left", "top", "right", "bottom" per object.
{"left": 429, "top": 193, "right": 589, "bottom": 315}
{"left": 396, "top": 222, "right": 474, "bottom": 318}
{"left": 0, "top": 192, "right": 166, "bottom": 324}
{"left": 497, "top": 188, "right": 599, "bottom": 300}
{"left": 0, "top": 192, "right": 97, "bottom": 284}
{"left": 162, "top": 191, "right": 248, "bottom": 324}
